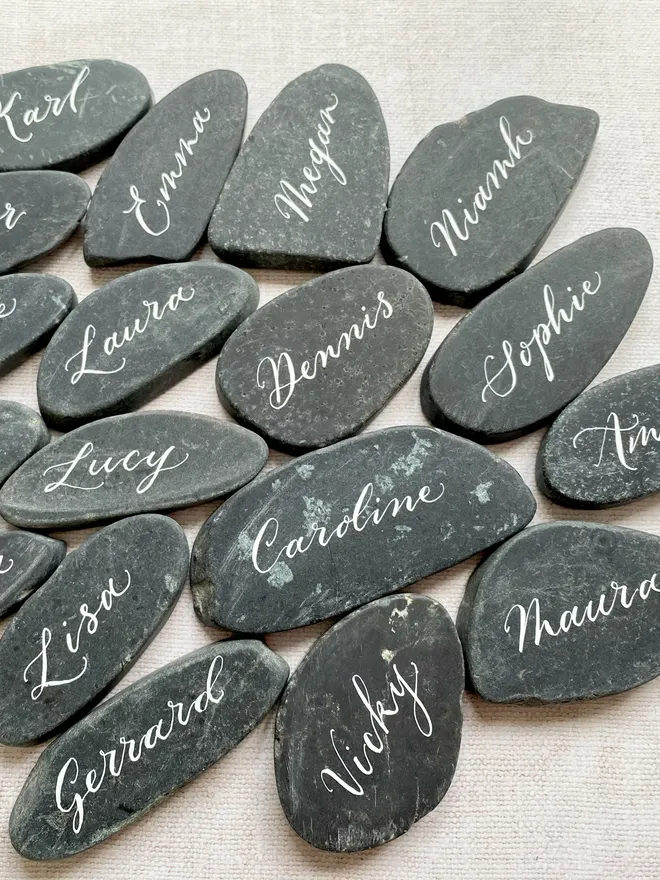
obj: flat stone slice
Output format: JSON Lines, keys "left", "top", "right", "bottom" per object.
{"left": 37, "top": 262, "right": 258, "bottom": 429}
{"left": 190, "top": 425, "right": 535, "bottom": 633}
{"left": 217, "top": 265, "right": 433, "bottom": 452}
{"left": 10, "top": 639, "right": 288, "bottom": 859}
{"left": 422, "top": 228, "right": 652, "bottom": 443}
{"left": 0, "top": 274, "right": 76, "bottom": 375}
{"left": 0, "top": 60, "right": 152, "bottom": 172}
{"left": 0, "top": 531, "right": 65, "bottom": 618}
{"left": 208, "top": 64, "right": 389, "bottom": 270}
{"left": 0, "top": 171, "right": 90, "bottom": 275}
{"left": 0, "top": 401, "right": 49, "bottom": 486}
{"left": 275, "top": 593, "right": 463, "bottom": 852}
{"left": 83, "top": 70, "right": 246, "bottom": 265}
{"left": 0, "top": 411, "right": 268, "bottom": 529}
{"left": 383, "top": 95, "right": 599, "bottom": 306}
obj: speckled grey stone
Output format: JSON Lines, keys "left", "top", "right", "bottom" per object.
{"left": 0, "top": 60, "right": 152, "bottom": 172}
{"left": 0, "top": 531, "right": 65, "bottom": 619}
{"left": 384, "top": 95, "right": 599, "bottom": 306}
{"left": 422, "top": 229, "right": 652, "bottom": 443}
{"left": 38, "top": 262, "right": 258, "bottom": 429}
{"left": 190, "top": 426, "right": 535, "bottom": 633}
{"left": 217, "top": 266, "right": 433, "bottom": 453}
{"left": 83, "top": 70, "right": 246, "bottom": 265}
{"left": 10, "top": 639, "right": 288, "bottom": 859}
{"left": 0, "top": 401, "right": 49, "bottom": 487}
{"left": 0, "top": 411, "right": 268, "bottom": 529}
{"left": 208, "top": 64, "right": 389, "bottom": 270}
{"left": 275, "top": 593, "right": 463, "bottom": 852}
{"left": 0, "top": 515, "right": 188, "bottom": 745}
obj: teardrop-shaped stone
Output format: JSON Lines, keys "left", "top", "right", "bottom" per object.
{"left": 0, "top": 530, "right": 65, "bottom": 618}
{"left": 0, "top": 401, "right": 49, "bottom": 487}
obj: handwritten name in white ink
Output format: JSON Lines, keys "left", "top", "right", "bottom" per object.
{"left": 572, "top": 411, "right": 660, "bottom": 472}
{"left": 0, "top": 66, "right": 90, "bottom": 144}
{"left": 0, "top": 202, "right": 25, "bottom": 231}
{"left": 0, "top": 298, "right": 16, "bottom": 319}
{"left": 0, "top": 555, "right": 13, "bottom": 574}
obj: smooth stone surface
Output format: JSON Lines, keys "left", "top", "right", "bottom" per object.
{"left": 422, "top": 229, "right": 652, "bottom": 443}
{"left": 84, "top": 70, "right": 246, "bottom": 265}
{"left": 0, "top": 401, "right": 49, "bottom": 487}
{"left": 0, "top": 411, "right": 268, "bottom": 529}
{"left": 0, "top": 531, "right": 65, "bottom": 619}
{"left": 275, "top": 593, "right": 463, "bottom": 852}
{"left": 0, "top": 60, "right": 152, "bottom": 172}
{"left": 457, "top": 521, "right": 660, "bottom": 703}
{"left": 217, "top": 266, "right": 433, "bottom": 453}
{"left": 0, "top": 515, "right": 188, "bottom": 744}
{"left": 10, "top": 639, "right": 288, "bottom": 859}
{"left": 0, "top": 171, "right": 90, "bottom": 275}
{"left": 384, "top": 95, "right": 599, "bottom": 306}
{"left": 191, "top": 425, "right": 535, "bottom": 633}
{"left": 208, "top": 64, "right": 389, "bottom": 270}
{"left": 38, "top": 262, "right": 258, "bottom": 429}
{"left": 0, "top": 274, "right": 76, "bottom": 375}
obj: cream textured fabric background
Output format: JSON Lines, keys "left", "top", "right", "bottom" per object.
{"left": 1, "top": 1, "right": 659, "bottom": 877}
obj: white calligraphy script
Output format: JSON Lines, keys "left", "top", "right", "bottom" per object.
{"left": 0, "top": 66, "right": 90, "bottom": 143}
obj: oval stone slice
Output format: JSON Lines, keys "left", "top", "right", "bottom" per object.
{"left": 38, "top": 262, "right": 258, "bottom": 429}
{"left": 0, "top": 401, "right": 49, "bottom": 486}
{"left": 0, "top": 531, "right": 65, "bottom": 619}
{"left": 422, "top": 229, "right": 652, "bottom": 443}
{"left": 190, "top": 426, "right": 535, "bottom": 633}
{"left": 0, "top": 514, "right": 188, "bottom": 744}
{"left": 217, "top": 266, "right": 433, "bottom": 453}
{"left": 0, "top": 411, "right": 268, "bottom": 529}
{"left": 10, "top": 639, "right": 288, "bottom": 859}
{"left": 275, "top": 593, "right": 463, "bottom": 852}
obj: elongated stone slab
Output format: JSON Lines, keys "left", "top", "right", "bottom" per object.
{"left": 0, "top": 401, "right": 49, "bottom": 487}
{"left": 384, "top": 96, "right": 599, "bottom": 306}
{"left": 208, "top": 64, "right": 389, "bottom": 270}
{"left": 0, "top": 531, "right": 65, "bottom": 619}
{"left": 0, "top": 515, "right": 188, "bottom": 744}
{"left": 0, "top": 411, "right": 268, "bottom": 529}
{"left": 38, "top": 262, "right": 258, "bottom": 429}
{"left": 275, "top": 593, "right": 463, "bottom": 852}
{"left": 217, "top": 266, "right": 433, "bottom": 453}
{"left": 422, "top": 229, "right": 652, "bottom": 443}
{"left": 84, "top": 70, "right": 246, "bottom": 265}
{"left": 10, "top": 639, "right": 288, "bottom": 859}
{"left": 191, "top": 426, "right": 535, "bottom": 633}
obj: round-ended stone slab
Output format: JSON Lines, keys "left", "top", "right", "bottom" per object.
{"left": 190, "top": 425, "right": 535, "bottom": 633}
{"left": 208, "top": 64, "right": 389, "bottom": 270}
{"left": 422, "top": 229, "right": 652, "bottom": 444}
{"left": 384, "top": 95, "right": 599, "bottom": 306}
{"left": 10, "top": 639, "right": 288, "bottom": 859}
{"left": 0, "top": 401, "right": 49, "bottom": 487}
{"left": 0, "top": 59, "right": 152, "bottom": 172}
{"left": 38, "top": 262, "right": 258, "bottom": 429}
{"left": 0, "top": 171, "right": 90, "bottom": 275}
{"left": 457, "top": 521, "right": 660, "bottom": 703}
{"left": 217, "top": 265, "right": 433, "bottom": 453}
{"left": 0, "top": 411, "right": 268, "bottom": 529}
{"left": 0, "top": 514, "right": 188, "bottom": 744}
{"left": 0, "top": 531, "right": 65, "bottom": 619}
{"left": 83, "top": 70, "right": 246, "bottom": 265}
{"left": 275, "top": 593, "right": 463, "bottom": 852}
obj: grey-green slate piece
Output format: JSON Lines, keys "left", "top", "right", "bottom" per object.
{"left": 0, "top": 530, "right": 65, "bottom": 619}
{"left": 0, "top": 400, "right": 49, "bottom": 487}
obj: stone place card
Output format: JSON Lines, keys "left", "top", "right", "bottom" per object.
{"left": 190, "top": 426, "right": 535, "bottom": 633}
{"left": 0, "top": 531, "right": 65, "bottom": 619}
{"left": 83, "top": 70, "right": 247, "bottom": 265}
{"left": 0, "top": 401, "right": 49, "bottom": 487}
{"left": 207, "top": 64, "right": 389, "bottom": 270}
{"left": 275, "top": 594, "right": 463, "bottom": 852}
{"left": 0, "top": 411, "right": 268, "bottom": 529}
{"left": 422, "top": 229, "right": 652, "bottom": 443}
{"left": 10, "top": 639, "right": 288, "bottom": 859}
{"left": 217, "top": 265, "right": 433, "bottom": 453}
{"left": 38, "top": 262, "right": 258, "bottom": 429}
{"left": 384, "top": 96, "right": 599, "bottom": 306}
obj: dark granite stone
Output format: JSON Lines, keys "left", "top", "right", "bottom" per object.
{"left": 217, "top": 266, "right": 433, "bottom": 453}
{"left": 0, "top": 514, "right": 187, "bottom": 744}
{"left": 0, "top": 274, "right": 76, "bottom": 375}
{"left": 190, "top": 425, "right": 535, "bottom": 633}
{"left": 83, "top": 71, "right": 246, "bottom": 265}
{"left": 0, "top": 60, "right": 152, "bottom": 172}
{"left": 0, "top": 411, "right": 268, "bottom": 529}
{"left": 275, "top": 593, "right": 463, "bottom": 852}
{"left": 0, "top": 401, "right": 49, "bottom": 487}
{"left": 384, "top": 95, "right": 599, "bottom": 306}
{"left": 0, "top": 171, "right": 90, "bottom": 275}
{"left": 10, "top": 639, "right": 288, "bottom": 859}
{"left": 207, "top": 64, "right": 389, "bottom": 270}
{"left": 422, "top": 229, "right": 652, "bottom": 444}
{"left": 38, "top": 262, "right": 258, "bottom": 429}
{"left": 0, "top": 531, "right": 65, "bottom": 619}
